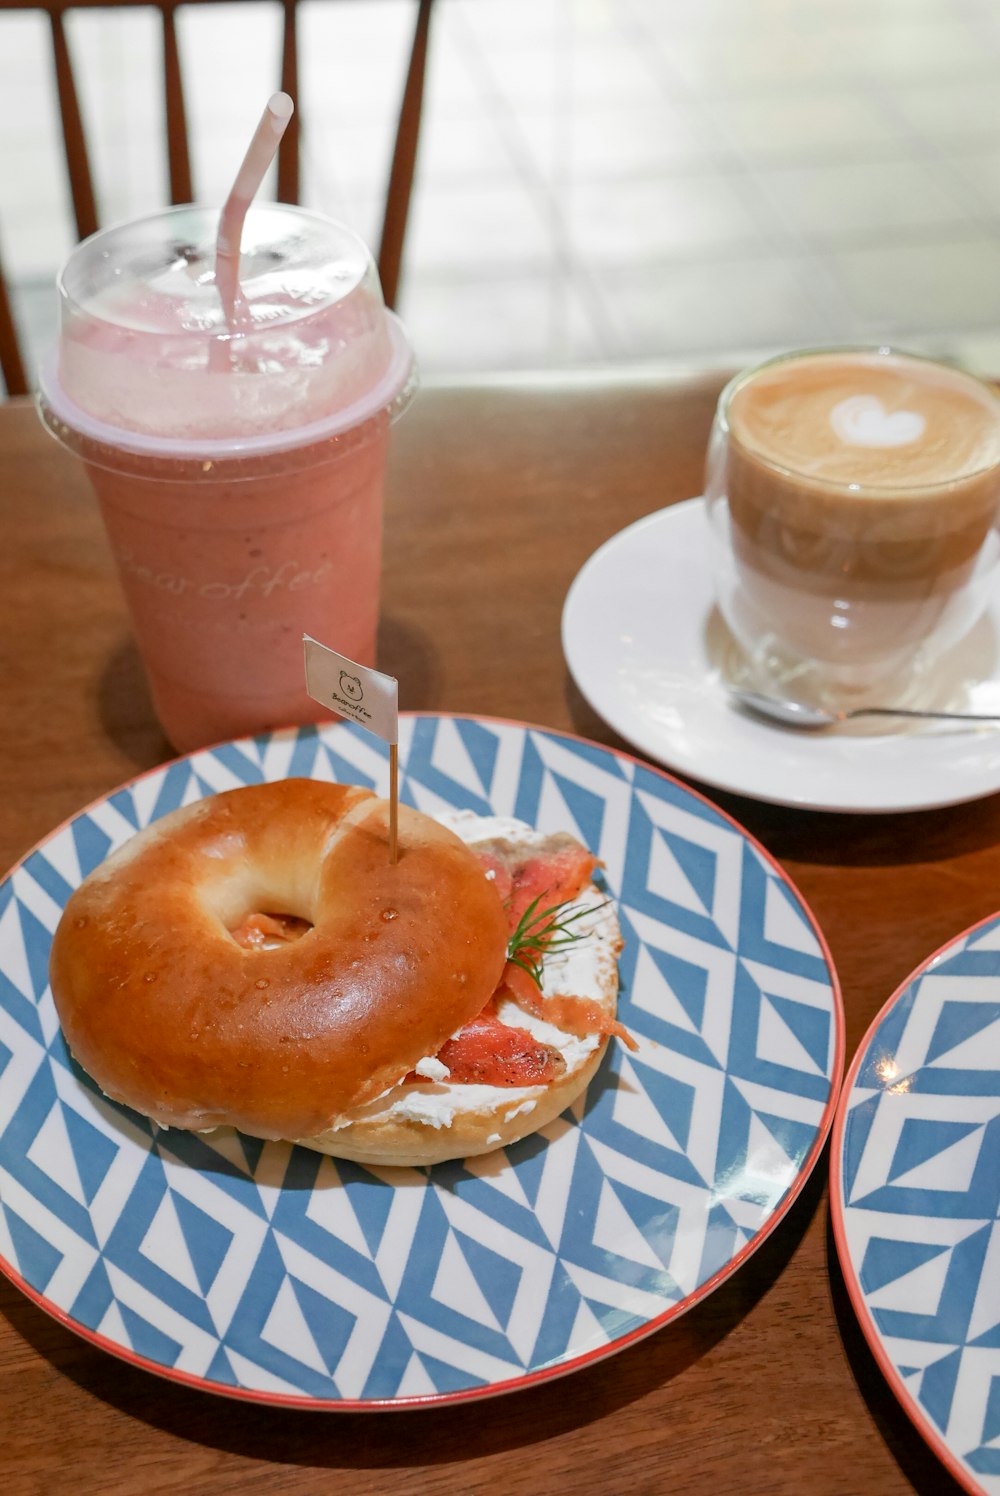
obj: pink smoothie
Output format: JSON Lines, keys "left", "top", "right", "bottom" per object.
{"left": 39, "top": 204, "right": 415, "bottom": 752}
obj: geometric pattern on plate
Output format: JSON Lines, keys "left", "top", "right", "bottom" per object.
{"left": 0, "top": 715, "right": 842, "bottom": 1407}
{"left": 836, "top": 917, "right": 1000, "bottom": 1495}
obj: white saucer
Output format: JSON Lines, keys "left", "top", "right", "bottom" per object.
{"left": 562, "top": 498, "right": 1000, "bottom": 814}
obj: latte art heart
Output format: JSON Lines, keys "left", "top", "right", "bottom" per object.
{"left": 830, "top": 394, "right": 926, "bottom": 449}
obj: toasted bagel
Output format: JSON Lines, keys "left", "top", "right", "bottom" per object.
{"left": 49, "top": 780, "right": 509, "bottom": 1139}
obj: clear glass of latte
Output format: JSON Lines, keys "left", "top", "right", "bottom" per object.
{"left": 705, "top": 347, "right": 1000, "bottom": 711}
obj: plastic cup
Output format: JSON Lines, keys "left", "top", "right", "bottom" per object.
{"left": 38, "top": 203, "right": 416, "bottom": 752}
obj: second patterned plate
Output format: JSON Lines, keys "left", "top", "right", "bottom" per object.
{"left": 832, "top": 916, "right": 1000, "bottom": 1495}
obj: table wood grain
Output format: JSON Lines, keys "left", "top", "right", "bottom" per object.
{"left": 1, "top": 376, "right": 988, "bottom": 1496}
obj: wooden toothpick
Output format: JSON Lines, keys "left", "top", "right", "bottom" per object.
{"left": 389, "top": 742, "right": 399, "bottom": 865}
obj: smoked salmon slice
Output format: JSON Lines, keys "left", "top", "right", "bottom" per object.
{"left": 501, "top": 838, "right": 598, "bottom": 930}
{"left": 416, "top": 1009, "right": 565, "bottom": 1087}
{"left": 231, "top": 912, "right": 312, "bottom": 949}
{"left": 499, "top": 959, "right": 637, "bottom": 1051}
{"left": 468, "top": 832, "right": 633, "bottom": 1055}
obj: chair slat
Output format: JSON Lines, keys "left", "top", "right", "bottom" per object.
{"left": 278, "top": 0, "right": 299, "bottom": 204}
{"left": 0, "top": 245, "right": 28, "bottom": 398}
{"left": 378, "top": 0, "right": 433, "bottom": 310}
{"left": 162, "top": 5, "right": 193, "bottom": 204}
{"left": 49, "top": 8, "right": 98, "bottom": 239}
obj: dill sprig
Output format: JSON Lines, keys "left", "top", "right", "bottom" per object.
{"left": 506, "top": 893, "right": 609, "bottom": 989}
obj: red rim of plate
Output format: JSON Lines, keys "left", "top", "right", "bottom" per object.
{"left": 829, "top": 909, "right": 1000, "bottom": 1496}
{"left": 0, "top": 710, "right": 846, "bottom": 1411}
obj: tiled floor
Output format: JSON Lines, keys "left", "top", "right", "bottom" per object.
{"left": 3, "top": 0, "right": 1000, "bottom": 389}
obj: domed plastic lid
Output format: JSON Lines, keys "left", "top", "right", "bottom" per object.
{"left": 39, "top": 203, "right": 415, "bottom": 457}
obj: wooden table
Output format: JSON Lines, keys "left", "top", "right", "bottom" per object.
{"left": 1, "top": 375, "right": 988, "bottom": 1496}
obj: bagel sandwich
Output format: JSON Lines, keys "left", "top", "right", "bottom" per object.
{"left": 48, "top": 780, "right": 626, "bottom": 1165}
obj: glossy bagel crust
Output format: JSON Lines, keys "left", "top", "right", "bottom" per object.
{"left": 49, "top": 780, "right": 510, "bottom": 1139}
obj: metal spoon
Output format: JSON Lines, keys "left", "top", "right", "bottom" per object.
{"left": 730, "top": 688, "right": 1000, "bottom": 730}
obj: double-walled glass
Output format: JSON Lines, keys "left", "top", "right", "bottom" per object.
{"left": 705, "top": 347, "right": 1000, "bottom": 710}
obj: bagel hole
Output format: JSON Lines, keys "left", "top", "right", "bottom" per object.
{"left": 229, "top": 911, "right": 314, "bottom": 951}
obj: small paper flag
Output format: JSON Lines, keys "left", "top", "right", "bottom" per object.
{"left": 303, "top": 636, "right": 398, "bottom": 744}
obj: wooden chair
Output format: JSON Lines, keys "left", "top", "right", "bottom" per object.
{"left": 0, "top": 0, "right": 434, "bottom": 397}
{"left": 0, "top": 238, "right": 28, "bottom": 398}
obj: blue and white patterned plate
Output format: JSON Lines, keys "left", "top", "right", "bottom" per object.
{"left": 832, "top": 919, "right": 1000, "bottom": 1495}
{"left": 0, "top": 714, "right": 843, "bottom": 1408}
